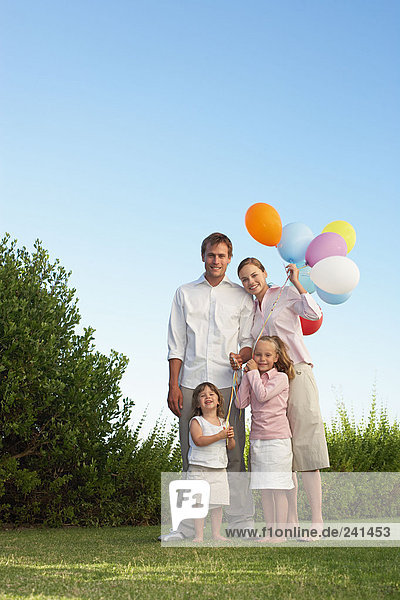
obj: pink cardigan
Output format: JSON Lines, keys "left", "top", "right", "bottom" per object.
{"left": 236, "top": 367, "right": 291, "bottom": 440}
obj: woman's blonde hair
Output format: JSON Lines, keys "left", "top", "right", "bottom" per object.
{"left": 191, "top": 382, "right": 225, "bottom": 418}
{"left": 255, "top": 336, "right": 295, "bottom": 380}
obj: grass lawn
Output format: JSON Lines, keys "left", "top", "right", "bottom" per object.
{"left": 0, "top": 526, "right": 399, "bottom": 599}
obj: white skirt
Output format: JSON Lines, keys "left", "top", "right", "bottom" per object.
{"left": 250, "top": 438, "right": 294, "bottom": 490}
{"left": 187, "top": 465, "right": 230, "bottom": 506}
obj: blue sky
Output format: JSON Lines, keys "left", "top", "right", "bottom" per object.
{"left": 1, "top": 0, "right": 399, "bottom": 436}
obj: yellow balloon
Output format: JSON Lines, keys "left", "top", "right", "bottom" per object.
{"left": 322, "top": 220, "right": 356, "bottom": 253}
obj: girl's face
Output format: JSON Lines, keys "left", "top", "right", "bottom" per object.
{"left": 238, "top": 263, "right": 268, "bottom": 298}
{"left": 196, "top": 385, "right": 219, "bottom": 413}
{"left": 253, "top": 340, "right": 278, "bottom": 374}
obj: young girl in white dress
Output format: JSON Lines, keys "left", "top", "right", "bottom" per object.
{"left": 188, "top": 382, "right": 235, "bottom": 542}
{"left": 236, "top": 336, "right": 295, "bottom": 542}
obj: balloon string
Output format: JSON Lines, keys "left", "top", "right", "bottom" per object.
{"left": 225, "top": 370, "right": 238, "bottom": 429}
{"left": 252, "top": 272, "right": 290, "bottom": 355}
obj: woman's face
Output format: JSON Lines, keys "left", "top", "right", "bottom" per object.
{"left": 238, "top": 263, "right": 268, "bottom": 298}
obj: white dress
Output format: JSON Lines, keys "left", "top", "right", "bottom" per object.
{"left": 187, "top": 416, "right": 230, "bottom": 506}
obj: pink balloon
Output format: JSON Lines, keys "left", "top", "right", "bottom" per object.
{"left": 305, "top": 232, "right": 347, "bottom": 267}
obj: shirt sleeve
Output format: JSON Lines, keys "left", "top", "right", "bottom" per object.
{"left": 246, "top": 370, "right": 289, "bottom": 403}
{"left": 238, "top": 293, "right": 255, "bottom": 350}
{"left": 235, "top": 374, "right": 251, "bottom": 409}
{"left": 189, "top": 416, "right": 203, "bottom": 431}
{"left": 167, "top": 288, "right": 187, "bottom": 361}
{"left": 285, "top": 287, "right": 322, "bottom": 320}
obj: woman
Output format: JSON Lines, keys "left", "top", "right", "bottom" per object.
{"left": 232, "top": 257, "right": 329, "bottom": 534}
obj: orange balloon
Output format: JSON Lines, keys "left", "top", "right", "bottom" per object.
{"left": 245, "top": 203, "right": 282, "bottom": 246}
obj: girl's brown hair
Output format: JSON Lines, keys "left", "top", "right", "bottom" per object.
{"left": 255, "top": 336, "right": 295, "bottom": 380}
{"left": 191, "top": 382, "right": 225, "bottom": 418}
{"left": 237, "top": 257, "right": 266, "bottom": 278}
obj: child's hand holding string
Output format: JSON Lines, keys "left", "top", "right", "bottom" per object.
{"left": 244, "top": 359, "right": 258, "bottom": 372}
{"left": 219, "top": 426, "right": 234, "bottom": 440}
{"left": 220, "top": 425, "right": 235, "bottom": 450}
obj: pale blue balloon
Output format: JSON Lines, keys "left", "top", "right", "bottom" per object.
{"left": 316, "top": 286, "right": 351, "bottom": 305}
{"left": 277, "top": 222, "right": 314, "bottom": 264}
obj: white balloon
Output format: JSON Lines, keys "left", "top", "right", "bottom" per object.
{"left": 310, "top": 256, "right": 360, "bottom": 295}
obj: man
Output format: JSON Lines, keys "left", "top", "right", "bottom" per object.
{"left": 163, "top": 232, "right": 254, "bottom": 540}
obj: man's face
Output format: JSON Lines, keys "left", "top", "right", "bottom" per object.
{"left": 202, "top": 242, "right": 231, "bottom": 284}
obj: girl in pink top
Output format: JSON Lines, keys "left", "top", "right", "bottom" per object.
{"left": 233, "top": 257, "right": 330, "bottom": 537}
{"left": 236, "top": 335, "right": 295, "bottom": 542}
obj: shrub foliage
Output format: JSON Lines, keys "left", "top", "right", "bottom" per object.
{"left": 324, "top": 395, "right": 400, "bottom": 472}
{"left": 0, "top": 236, "right": 180, "bottom": 525}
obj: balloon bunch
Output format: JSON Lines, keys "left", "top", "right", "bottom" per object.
{"left": 245, "top": 203, "right": 360, "bottom": 335}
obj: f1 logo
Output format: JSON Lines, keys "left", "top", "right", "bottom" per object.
{"left": 169, "top": 480, "right": 210, "bottom": 531}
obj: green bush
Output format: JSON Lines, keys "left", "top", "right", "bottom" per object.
{"left": 324, "top": 394, "right": 400, "bottom": 472}
{"left": 102, "top": 416, "right": 182, "bottom": 526}
{"left": 0, "top": 235, "right": 180, "bottom": 526}
{"left": 242, "top": 396, "right": 400, "bottom": 473}
{"left": 244, "top": 398, "right": 399, "bottom": 522}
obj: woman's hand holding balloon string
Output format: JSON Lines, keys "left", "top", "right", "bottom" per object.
{"left": 286, "top": 262, "right": 298, "bottom": 281}
{"left": 286, "top": 263, "right": 307, "bottom": 295}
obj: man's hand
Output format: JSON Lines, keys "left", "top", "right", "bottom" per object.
{"left": 229, "top": 352, "right": 243, "bottom": 370}
{"left": 167, "top": 385, "right": 183, "bottom": 417}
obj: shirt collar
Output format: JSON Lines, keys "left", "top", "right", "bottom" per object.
{"left": 195, "top": 273, "right": 235, "bottom": 287}
{"left": 254, "top": 284, "right": 281, "bottom": 306}
{"left": 261, "top": 367, "right": 279, "bottom": 379}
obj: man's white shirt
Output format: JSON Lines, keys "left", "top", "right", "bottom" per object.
{"left": 168, "top": 274, "right": 254, "bottom": 389}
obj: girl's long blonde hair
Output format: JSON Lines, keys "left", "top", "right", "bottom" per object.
{"left": 256, "top": 336, "right": 295, "bottom": 380}
{"left": 191, "top": 382, "right": 225, "bottom": 418}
